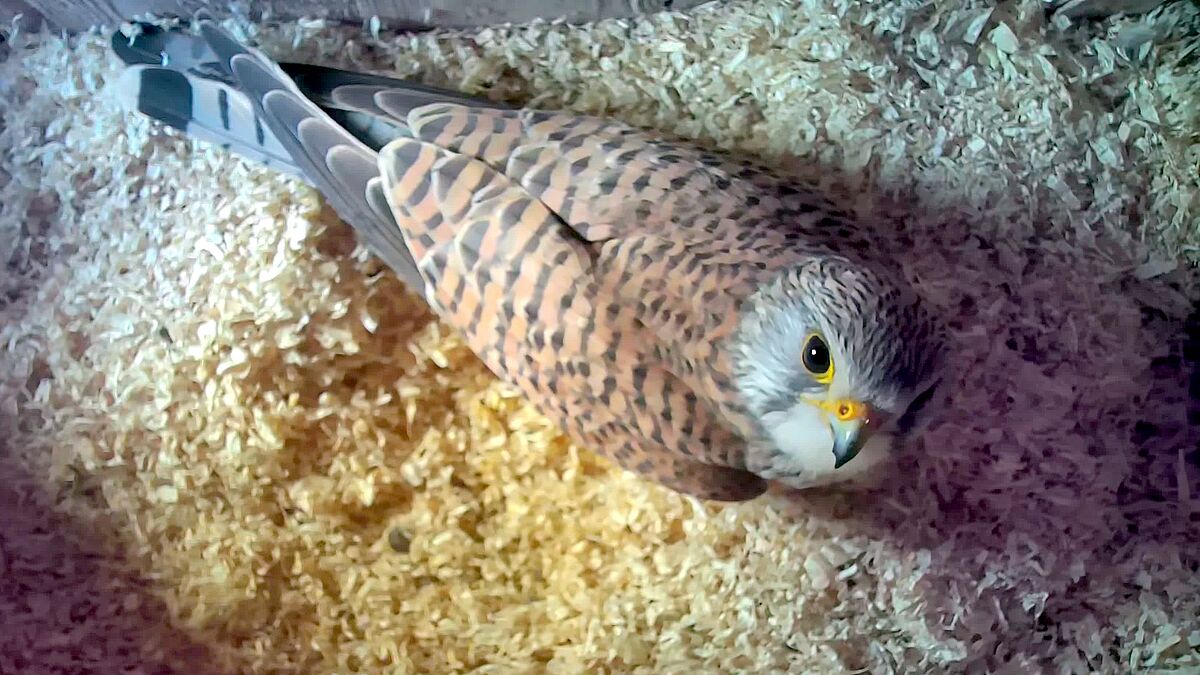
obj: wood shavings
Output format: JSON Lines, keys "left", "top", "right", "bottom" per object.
{"left": 1, "top": 1, "right": 1198, "bottom": 673}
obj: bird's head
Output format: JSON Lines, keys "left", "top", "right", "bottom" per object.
{"left": 730, "top": 257, "right": 947, "bottom": 488}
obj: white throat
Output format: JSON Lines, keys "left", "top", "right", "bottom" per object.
{"left": 758, "top": 402, "right": 891, "bottom": 489}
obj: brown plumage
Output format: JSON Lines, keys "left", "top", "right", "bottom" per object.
{"left": 112, "top": 19, "right": 947, "bottom": 501}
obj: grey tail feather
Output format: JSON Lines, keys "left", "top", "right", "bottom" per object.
{"left": 115, "top": 65, "right": 308, "bottom": 182}
{"left": 111, "top": 21, "right": 512, "bottom": 139}
{"left": 113, "top": 19, "right": 511, "bottom": 295}
{"left": 110, "top": 21, "right": 233, "bottom": 87}
{"left": 111, "top": 21, "right": 218, "bottom": 69}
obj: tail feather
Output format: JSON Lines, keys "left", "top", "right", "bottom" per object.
{"left": 111, "top": 21, "right": 511, "bottom": 146}
{"left": 110, "top": 22, "right": 230, "bottom": 85}
{"left": 111, "top": 19, "right": 471, "bottom": 293}
{"left": 111, "top": 22, "right": 217, "bottom": 68}
{"left": 193, "top": 20, "right": 426, "bottom": 290}
{"left": 115, "top": 65, "right": 306, "bottom": 181}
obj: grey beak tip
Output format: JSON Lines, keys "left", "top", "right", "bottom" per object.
{"left": 832, "top": 442, "right": 862, "bottom": 469}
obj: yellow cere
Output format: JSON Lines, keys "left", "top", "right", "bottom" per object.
{"left": 810, "top": 398, "right": 870, "bottom": 422}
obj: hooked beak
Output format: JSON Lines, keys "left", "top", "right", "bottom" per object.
{"left": 830, "top": 416, "right": 867, "bottom": 468}
{"left": 803, "top": 397, "right": 881, "bottom": 469}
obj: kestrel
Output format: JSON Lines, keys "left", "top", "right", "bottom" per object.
{"left": 111, "top": 19, "right": 947, "bottom": 501}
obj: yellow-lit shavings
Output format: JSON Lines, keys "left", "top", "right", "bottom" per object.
{"left": 1, "top": 1, "right": 1199, "bottom": 673}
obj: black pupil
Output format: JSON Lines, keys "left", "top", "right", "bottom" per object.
{"left": 804, "top": 337, "right": 830, "bottom": 374}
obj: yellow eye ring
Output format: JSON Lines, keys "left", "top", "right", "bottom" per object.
{"left": 801, "top": 333, "right": 835, "bottom": 384}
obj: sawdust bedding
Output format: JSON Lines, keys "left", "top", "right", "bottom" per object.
{"left": 1, "top": 0, "right": 1199, "bottom": 672}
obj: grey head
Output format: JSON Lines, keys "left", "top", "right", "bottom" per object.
{"left": 729, "top": 256, "right": 947, "bottom": 486}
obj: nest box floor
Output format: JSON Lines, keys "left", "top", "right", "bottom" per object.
{"left": 1, "top": 1, "right": 1199, "bottom": 673}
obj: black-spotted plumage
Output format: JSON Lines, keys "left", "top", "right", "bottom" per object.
{"left": 111, "top": 19, "right": 947, "bottom": 501}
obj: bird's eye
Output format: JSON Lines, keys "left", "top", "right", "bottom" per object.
{"left": 801, "top": 333, "right": 834, "bottom": 383}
